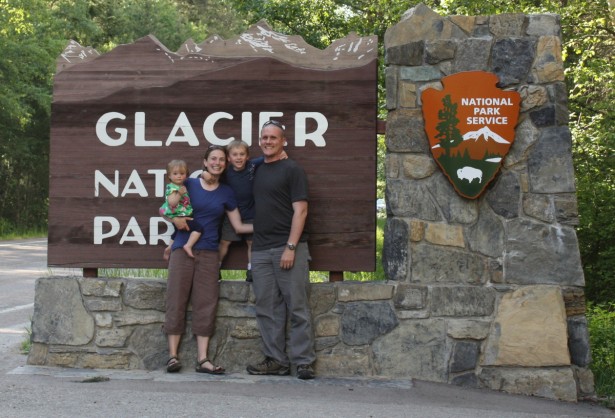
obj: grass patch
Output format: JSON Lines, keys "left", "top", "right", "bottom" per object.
{"left": 99, "top": 268, "right": 168, "bottom": 279}
{"left": 0, "top": 227, "right": 47, "bottom": 241}
{"left": 587, "top": 302, "right": 615, "bottom": 406}
{"left": 20, "top": 323, "right": 32, "bottom": 355}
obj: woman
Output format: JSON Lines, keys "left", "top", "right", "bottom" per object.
{"left": 164, "top": 145, "right": 253, "bottom": 374}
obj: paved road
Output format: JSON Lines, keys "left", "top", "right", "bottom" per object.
{"left": 0, "top": 239, "right": 78, "bottom": 338}
{"left": 0, "top": 239, "right": 613, "bottom": 418}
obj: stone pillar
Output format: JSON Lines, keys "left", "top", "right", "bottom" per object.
{"left": 383, "top": 4, "right": 591, "bottom": 401}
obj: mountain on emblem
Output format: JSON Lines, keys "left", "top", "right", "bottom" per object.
{"left": 421, "top": 71, "right": 521, "bottom": 199}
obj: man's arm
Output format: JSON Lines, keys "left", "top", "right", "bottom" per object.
{"left": 280, "top": 200, "right": 308, "bottom": 270}
{"left": 201, "top": 170, "right": 215, "bottom": 184}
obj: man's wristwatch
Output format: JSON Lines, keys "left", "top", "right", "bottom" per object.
{"left": 287, "top": 243, "right": 296, "bottom": 251}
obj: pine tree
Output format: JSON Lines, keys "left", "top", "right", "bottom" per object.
{"left": 435, "top": 95, "right": 463, "bottom": 158}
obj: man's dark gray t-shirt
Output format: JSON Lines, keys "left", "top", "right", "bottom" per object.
{"left": 252, "top": 158, "right": 308, "bottom": 251}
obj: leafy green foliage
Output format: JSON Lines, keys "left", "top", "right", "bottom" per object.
{"left": 587, "top": 303, "right": 615, "bottom": 400}
{"left": 376, "top": 134, "right": 386, "bottom": 197}
{"left": 563, "top": 1, "right": 615, "bottom": 304}
{"left": 183, "top": 0, "right": 251, "bottom": 40}
{"left": 44, "top": 0, "right": 206, "bottom": 52}
{"left": 430, "top": 0, "right": 564, "bottom": 15}
{"left": 231, "top": 0, "right": 342, "bottom": 47}
{"left": 0, "top": 0, "right": 62, "bottom": 234}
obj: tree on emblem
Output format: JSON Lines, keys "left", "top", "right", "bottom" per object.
{"left": 435, "top": 95, "right": 463, "bottom": 158}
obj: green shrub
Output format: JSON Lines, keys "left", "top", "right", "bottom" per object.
{"left": 98, "top": 268, "right": 168, "bottom": 279}
{"left": 20, "top": 322, "right": 32, "bottom": 355}
{"left": 0, "top": 224, "right": 47, "bottom": 240}
{"left": 587, "top": 303, "right": 615, "bottom": 402}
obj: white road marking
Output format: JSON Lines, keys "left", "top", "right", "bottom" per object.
{"left": 0, "top": 327, "right": 28, "bottom": 335}
{"left": 0, "top": 303, "right": 34, "bottom": 315}
{"left": 0, "top": 240, "right": 46, "bottom": 247}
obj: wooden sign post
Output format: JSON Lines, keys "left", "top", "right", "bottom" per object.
{"left": 48, "top": 23, "right": 379, "bottom": 274}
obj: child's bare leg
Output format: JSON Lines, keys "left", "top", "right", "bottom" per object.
{"left": 246, "top": 240, "right": 253, "bottom": 266}
{"left": 163, "top": 240, "right": 173, "bottom": 261}
{"left": 183, "top": 231, "right": 201, "bottom": 258}
{"left": 245, "top": 240, "right": 253, "bottom": 282}
{"left": 218, "top": 239, "right": 232, "bottom": 265}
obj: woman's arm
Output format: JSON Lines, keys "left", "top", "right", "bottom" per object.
{"left": 164, "top": 215, "right": 191, "bottom": 231}
{"left": 251, "top": 152, "right": 286, "bottom": 170}
{"left": 226, "top": 209, "right": 253, "bottom": 234}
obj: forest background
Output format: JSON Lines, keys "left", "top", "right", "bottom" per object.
{"left": 1, "top": 0, "right": 614, "bottom": 400}
{"left": 1, "top": 0, "right": 613, "bottom": 300}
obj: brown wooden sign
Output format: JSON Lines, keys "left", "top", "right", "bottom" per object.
{"left": 48, "top": 22, "right": 378, "bottom": 271}
{"left": 421, "top": 71, "right": 521, "bottom": 199}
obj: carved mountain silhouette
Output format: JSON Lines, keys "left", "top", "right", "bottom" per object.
{"left": 54, "top": 22, "right": 378, "bottom": 102}
{"left": 187, "top": 21, "right": 378, "bottom": 69}
{"left": 57, "top": 21, "right": 377, "bottom": 72}
{"left": 452, "top": 126, "right": 511, "bottom": 159}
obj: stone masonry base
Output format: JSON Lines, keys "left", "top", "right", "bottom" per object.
{"left": 28, "top": 276, "right": 593, "bottom": 402}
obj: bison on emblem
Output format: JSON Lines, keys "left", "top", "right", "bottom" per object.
{"left": 457, "top": 166, "right": 482, "bottom": 183}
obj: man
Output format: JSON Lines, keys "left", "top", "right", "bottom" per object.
{"left": 246, "top": 120, "right": 316, "bottom": 380}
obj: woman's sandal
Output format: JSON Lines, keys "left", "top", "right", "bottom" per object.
{"left": 196, "top": 358, "right": 225, "bottom": 375}
{"left": 166, "top": 356, "right": 182, "bottom": 373}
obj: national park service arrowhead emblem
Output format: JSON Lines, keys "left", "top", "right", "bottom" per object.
{"left": 421, "top": 71, "right": 521, "bottom": 199}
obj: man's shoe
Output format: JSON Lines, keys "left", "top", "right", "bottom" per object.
{"left": 246, "top": 270, "right": 253, "bottom": 282}
{"left": 296, "top": 363, "right": 315, "bottom": 380}
{"left": 246, "top": 357, "right": 290, "bottom": 376}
